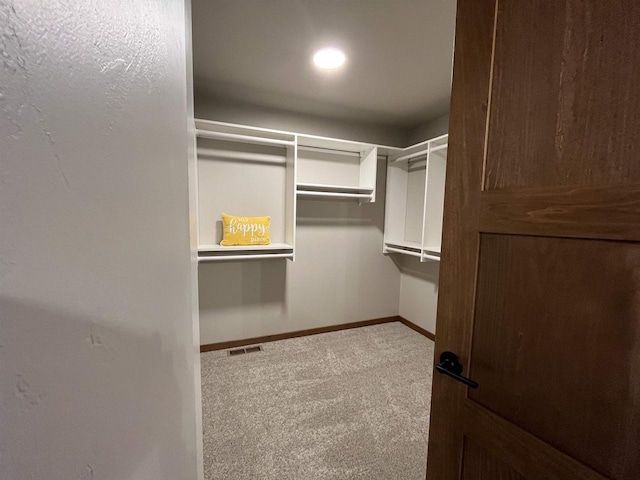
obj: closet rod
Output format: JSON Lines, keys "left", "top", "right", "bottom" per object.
{"left": 296, "top": 182, "right": 373, "bottom": 193}
{"left": 393, "top": 148, "right": 429, "bottom": 163}
{"left": 384, "top": 246, "right": 422, "bottom": 258}
{"left": 198, "top": 253, "right": 293, "bottom": 262}
{"left": 297, "top": 145, "right": 361, "bottom": 157}
{"left": 421, "top": 252, "right": 441, "bottom": 262}
{"left": 407, "top": 154, "right": 428, "bottom": 164}
{"left": 296, "top": 191, "right": 373, "bottom": 199}
{"left": 430, "top": 144, "right": 448, "bottom": 153}
{"left": 197, "top": 148, "right": 287, "bottom": 164}
{"left": 196, "top": 129, "right": 295, "bottom": 147}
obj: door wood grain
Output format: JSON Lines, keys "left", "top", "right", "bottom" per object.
{"left": 427, "top": 1, "right": 640, "bottom": 479}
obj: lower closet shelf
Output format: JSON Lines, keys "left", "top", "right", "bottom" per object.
{"left": 383, "top": 242, "right": 441, "bottom": 262}
{"left": 198, "top": 243, "right": 294, "bottom": 262}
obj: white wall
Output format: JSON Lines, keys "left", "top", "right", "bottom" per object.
{"left": 198, "top": 158, "right": 401, "bottom": 344}
{"left": 397, "top": 114, "right": 450, "bottom": 334}
{"left": 407, "top": 113, "right": 450, "bottom": 145}
{"left": 0, "top": 2, "right": 200, "bottom": 479}
{"left": 195, "top": 91, "right": 409, "bottom": 147}
{"left": 398, "top": 257, "right": 440, "bottom": 334}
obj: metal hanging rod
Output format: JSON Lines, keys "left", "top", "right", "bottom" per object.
{"left": 430, "top": 144, "right": 448, "bottom": 153}
{"left": 296, "top": 190, "right": 373, "bottom": 199}
{"left": 384, "top": 246, "right": 422, "bottom": 258}
{"left": 297, "top": 145, "right": 362, "bottom": 157}
{"left": 393, "top": 148, "right": 429, "bottom": 163}
{"left": 196, "top": 129, "right": 295, "bottom": 147}
{"left": 392, "top": 143, "right": 448, "bottom": 163}
{"left": 196, "top": 148, "right": 287, "bottom": 164}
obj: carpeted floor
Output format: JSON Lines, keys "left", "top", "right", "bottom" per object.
{"left": 201, "top": 321, "right": 435, "bottom": 480}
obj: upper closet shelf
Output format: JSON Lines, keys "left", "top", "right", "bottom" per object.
{"left": 195, "top": 120, "right": 297, "bottom": 263}
{"left": 296, "top": 134, "right": 379, "bottom": 203}
{"left": 296, "top": 183, "right": 375, "bottom": 200}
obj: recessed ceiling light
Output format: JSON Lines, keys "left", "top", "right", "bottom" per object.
{"left": 313, "top": 48, "right": 346, "bottom": 70}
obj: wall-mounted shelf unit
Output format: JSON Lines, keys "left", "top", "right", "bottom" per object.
{"left": 198, "top": 243, "right": 294, "bottom": 262}
{"left": 296, "top": 134, "right": 378, "bottom": 202}
{"left": 195, "top": 120, "right": 296, "bottom": 262}
{"left": 383, "top": 134, "right": 448, "bottom": 262}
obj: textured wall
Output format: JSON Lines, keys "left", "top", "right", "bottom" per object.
{"left": 0, "top": 1, "right": 199, "bottom": 479}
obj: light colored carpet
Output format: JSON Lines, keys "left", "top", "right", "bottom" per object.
{"left": 201, "top": 322, "right": 435, "bottom": 480}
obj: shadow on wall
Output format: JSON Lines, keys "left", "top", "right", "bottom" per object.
{"left": 0, "top": 297, "right": 191, "bottom": 480}
{"left": 394, "top": 256, "right": 440, "bottom": 333}
{"left": 198, "top": 260, "right": 287, "bottom": 311}
{"left": 395, "top": 255, "right": 440, "bottom": 286}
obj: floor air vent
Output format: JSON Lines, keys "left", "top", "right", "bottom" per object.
{"left": 227, "top": 345, "right": 263, "bottom": 357}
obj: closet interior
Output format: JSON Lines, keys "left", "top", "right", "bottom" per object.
{"left": 192, "top": 0, "right": 455, "bottom": 348}
{"left": 190, "top": 1, "right": 457, "bottom": 478}
{"left": 384, "top": 134, "right": 448, "bottom": 261}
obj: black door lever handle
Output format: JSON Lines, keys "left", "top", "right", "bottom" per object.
{"left": 436, "top": 351, "right": 479, "bottom": 389}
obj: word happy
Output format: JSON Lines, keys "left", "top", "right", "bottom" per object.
{"left": 228, "top": 217, "right": 268, "bottom": 243}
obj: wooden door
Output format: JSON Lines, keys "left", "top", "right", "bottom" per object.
{"left": 427, "top": 1, "right": 640, "bottom": 479}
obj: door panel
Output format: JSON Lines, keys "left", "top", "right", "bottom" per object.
{"left": 470, "top": 233, "right": 640, "bottom": 478}
{"left": 461, "top": 437, "right": 524, "bottom": 480}
{"left": 463, "top": 401, "right": 608, "bottom": 480}
{"left": 485, "top": 0, "right": 640, "bottom": 190}
{"left": 480, "top": 185, "right": 640, "bottom": 242}
{"left": 427, "top": 0, "right": 640, "bottom": 479}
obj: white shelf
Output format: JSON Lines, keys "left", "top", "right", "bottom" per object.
{"left": 383, "top": 134, "right": 448, "bottom": 262}
{"left": 297, "top": 191, "right": 374, "bottom": 200}
{"left": 296, "top": 135, "right": 378, "bottom": 203}
{"left": 384, "top": 240, "right": 422, "bottom": 250}
{"left": 384, "top": 246, "right": 422, "bottom": 258}
{"left": 198, "top": 243, "right": 294, "bottom": 262}
{"left": 383, "top": 241, "right": 441, "bottom": 262}
{"left": 296, "top": 183, "right": 374, "bottom": 194}
{"left": 195, "top": 120, "right": 297, "bottom": 262}
{"left": 199, "top": 253, "right": 294, "bottom": 262}
{"left": 198, "top": 243, "right": 293, "bottom": 252}
{"left": 194, "top": 119, "right": 409, "bottom": 262}
{"left": 296, "top": 183, "right": 375, "bottom": 201}
{"left": 421, "top": 252, "right": 441, "bottom": 262}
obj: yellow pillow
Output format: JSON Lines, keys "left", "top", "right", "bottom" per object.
{"left": 220, "top": 213, "right": 271, "bottom": 246}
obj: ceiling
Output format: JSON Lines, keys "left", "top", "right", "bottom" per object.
{"left": 191, "top": 0, "right": 457, "bottom": 129}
